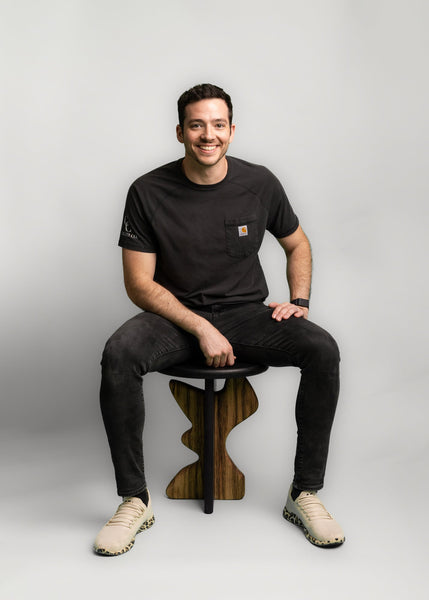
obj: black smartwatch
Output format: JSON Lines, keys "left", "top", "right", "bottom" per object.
{"left": 290, "top": 298, "right": 310, "bottom": 308}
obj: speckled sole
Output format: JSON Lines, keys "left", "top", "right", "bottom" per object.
{"left": 94, "top": 514, "right": 155, "bottom": 556}
{"left": 283, "top": 508, "right": 344, "bottom": 548}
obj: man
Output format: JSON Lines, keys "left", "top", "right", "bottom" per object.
{"left": 94, "top": 83, "right": 344, "bottom": 556}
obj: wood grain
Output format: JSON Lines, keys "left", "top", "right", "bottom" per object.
{"left": 166, "top": 377, "right": 259, "bottom": 500}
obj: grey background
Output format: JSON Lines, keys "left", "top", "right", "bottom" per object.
{"left": 1, "top": 1, "right": 428, "bottom": 598}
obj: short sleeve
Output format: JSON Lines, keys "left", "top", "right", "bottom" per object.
{"left": 118, "top": 183, "right": 158, "bottom": 252}
{"left": 266, "top": 174, "right": 299, "bottom": 238}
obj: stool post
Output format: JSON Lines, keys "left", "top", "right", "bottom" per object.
{"left": 203, "top": 378, "right": 215, "bottom": 514}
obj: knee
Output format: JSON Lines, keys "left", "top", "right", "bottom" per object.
{"left": 101, "top": 331, "right": 137, "bottom": 374}
{"left": 300, "top": 328, "right": 340, "bottom": 371}
{"left": 319, "top": 332, "right": 340, "bottom": 368}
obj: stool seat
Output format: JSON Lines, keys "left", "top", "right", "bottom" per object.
{"left": 160, "top": 360, "right": 268, "bottom": 379}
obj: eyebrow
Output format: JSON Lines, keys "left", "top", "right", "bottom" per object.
{"left": 188, "top": 118, "right": 228, "bottom": 123}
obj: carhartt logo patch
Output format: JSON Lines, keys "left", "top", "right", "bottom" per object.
{"left": 238, "top": 225, "right": 248, "bottom": 237}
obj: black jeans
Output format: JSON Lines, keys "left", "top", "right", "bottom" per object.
{"left": 100, "top": 302, "right": 340, "bottom": 497}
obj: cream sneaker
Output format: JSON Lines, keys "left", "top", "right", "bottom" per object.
{"left": 283, "top": 486, "right": 345, "bottom": 547}
{"left": 94, "top": 492, "right": 155, "bottom": 556}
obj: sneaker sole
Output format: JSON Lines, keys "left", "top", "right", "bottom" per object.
{"left": 283, "top": 508, "right": 344, "bottom": 548}
{"left": 94, "top": 514, "right": 155, "bottom": 557}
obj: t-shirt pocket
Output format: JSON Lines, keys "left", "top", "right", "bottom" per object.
{"left": 224, "top": 214, "right": 259, "bottom": 258}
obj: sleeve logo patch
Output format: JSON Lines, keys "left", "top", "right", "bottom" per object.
{"left": 238, "top": 225, "right": 248, "bottom": 237}
{"left": 121, "top": 216, "right": 138, "bottom": 240}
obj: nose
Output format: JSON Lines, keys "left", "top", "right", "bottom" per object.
{"left": 201, "top": 125, "right": 215, "bottom": 141}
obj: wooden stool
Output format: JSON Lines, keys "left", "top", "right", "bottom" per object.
{"left": 160, "top": 361, "right": 268, "bottom": 513}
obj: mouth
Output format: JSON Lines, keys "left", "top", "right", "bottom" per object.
{"left": 198, "top": 145, "right": 219, "bottom": 153}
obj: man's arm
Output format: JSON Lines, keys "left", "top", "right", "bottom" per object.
{"left": 269, "top": 225, "right": 312, "bottom": 320}
{"left": 122, "top": 248, "right": 236, "bottom": 367}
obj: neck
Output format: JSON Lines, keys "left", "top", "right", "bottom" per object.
{"left": 181, "top": 156, "right": 228, "bottom": 185}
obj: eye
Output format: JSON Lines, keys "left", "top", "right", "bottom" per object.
{"left": 216, "top": 123, "right": 226, "bottom": 128}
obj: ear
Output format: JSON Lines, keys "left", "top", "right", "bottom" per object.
{"left": 229, "top": 123, "right": 236, "bottom": 143}
{"left": 176, "top": 124, "right": 184, "bottom": 143}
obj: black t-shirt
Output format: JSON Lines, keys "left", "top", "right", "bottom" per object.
{"left": 118, "top": 156, "right": 299, "bottom": 308}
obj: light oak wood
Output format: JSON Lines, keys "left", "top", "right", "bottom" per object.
{"left": 166, "top": 377, "right": 258, "bottom": 500}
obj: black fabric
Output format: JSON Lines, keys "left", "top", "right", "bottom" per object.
{"left": 136, "top": 488, "right": 149, "bottom": 506}
{"left": 118, "top": 156, "right": 299, "bottom": 308}
{"left": 291, "top": 486, "right": 302, "bottom": 501}
{"left": 100, "top": 303, "right": 340, "bottom": 496}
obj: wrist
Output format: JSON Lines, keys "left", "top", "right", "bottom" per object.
{"left": 290, "top": 298, "right": 310, "bottom": 309}
{"left": 192, "top": 315, "right": 213, "bottom": 339}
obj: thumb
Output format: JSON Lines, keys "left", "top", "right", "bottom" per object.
{"left": 268, "top": 302, "right": 279, "bottom": 308}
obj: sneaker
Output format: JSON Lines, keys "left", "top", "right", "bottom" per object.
{"left": 94, "top": 492, "right": 155, "bottom": 556}
{"left": 283, "top": 486, "right": 345, "bottom": 548}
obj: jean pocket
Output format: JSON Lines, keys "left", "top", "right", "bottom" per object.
{"left": 224, "top": 214, "right": 259, "bottom": 258}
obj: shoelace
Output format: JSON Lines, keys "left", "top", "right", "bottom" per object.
{"left": 107, "top": 499, "right": 144, "bottom": 528}
{"left": 295, "top": 492, "right": 333, "bottom": 522}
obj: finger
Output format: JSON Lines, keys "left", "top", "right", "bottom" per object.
{"left": 217, "top": 355, "right": 226, "bottom": 368}
{"left": 226, "top": 353, "right": 236, "bottom": 366}
{"left": 271, "top": 303, "right": 290, "bottom": 320}
{"left": 283, "top": 307, "right": 301, "bottom": 319}
{"left": 220, "top": 347, "right": 234, "bottom": 367}
{"left": 273, "top": 306, "right": 292, "bottom": 320}
{"left": 271, "top": 307, "right": 283, "bottom": 319}
{"left": 274, "top": 306, "right": 299, "bottom": 321}
{"left": 268, "top": 302, "right": 279, "bottom": 308}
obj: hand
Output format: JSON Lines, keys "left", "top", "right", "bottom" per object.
{"left": 197, "top": 323, "right": 236, "bottom": 367}
{"left": 269, "top": 301, "right": 309, "bottom": 321}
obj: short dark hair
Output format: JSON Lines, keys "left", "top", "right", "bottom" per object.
{"left": 177, "top": 83, "right": 233, "bottom": 129}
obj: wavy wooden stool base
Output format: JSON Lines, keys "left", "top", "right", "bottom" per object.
{"left": 166, "top": 377, "right": 258, "bottom": 502}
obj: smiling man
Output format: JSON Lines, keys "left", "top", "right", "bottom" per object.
{"left": 176, "top": 96, "right": 235, "bottom": 181}
{"left": 94, "top": 83, "right": 345, "bottom": 556}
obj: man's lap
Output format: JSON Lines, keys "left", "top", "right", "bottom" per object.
{"left": 204, "top": 302, "right": 338, "bottom": 368}
{"left": 105, "top": 302, "right": 338, "bottom": 372}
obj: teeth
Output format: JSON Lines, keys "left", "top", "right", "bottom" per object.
{"left": 200, "top": 146, "right": 216, "bottom": 150}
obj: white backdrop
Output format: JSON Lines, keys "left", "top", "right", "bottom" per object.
{"left": 1, "top": 1, "right": 428, "bottom": 598}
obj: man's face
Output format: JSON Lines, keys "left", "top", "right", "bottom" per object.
{"left": 176, "top": 98, "right": 235, "bottom": 169}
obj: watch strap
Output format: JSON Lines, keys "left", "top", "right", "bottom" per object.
{"left": 290, "top": 298, "right": 310, "bottom": 308}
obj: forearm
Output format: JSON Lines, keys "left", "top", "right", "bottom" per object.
{"left": 122, "top": 248, "right": 234, "bottom": 366}
{"left": 286, "top": 239, "right": 312, "bottom": 300}
{"left": 125, "top": 274, "right": 208, "bottom": 338}
{"left": 126, "top": 276, "right": 234, "bottom": 366}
